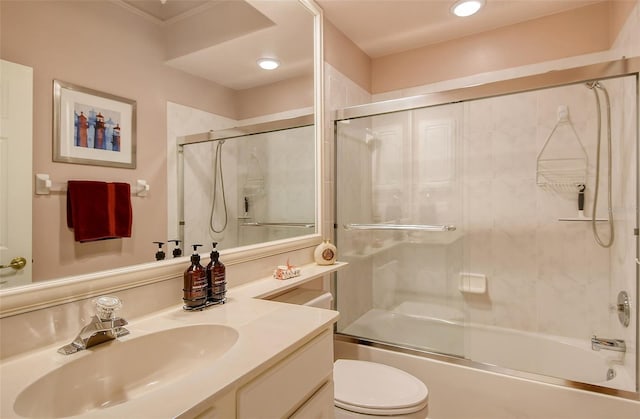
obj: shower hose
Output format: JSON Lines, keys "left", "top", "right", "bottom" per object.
{"left": 209, "top": 140, "right": 228, "bottom": 234}
{"left": 588, "top": 81, "right": 614, "bottom": 248}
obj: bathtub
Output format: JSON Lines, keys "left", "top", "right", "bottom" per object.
{"left": 339, "top": 303, "right": 634, "bottom": 392}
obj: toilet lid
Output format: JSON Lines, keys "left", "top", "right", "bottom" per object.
{"left": 333, "top": 360, "right": 428, "bottom": 415}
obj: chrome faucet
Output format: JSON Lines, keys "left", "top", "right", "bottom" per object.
{"left": 591, "top": 336, "right": 626, "bottom": 353}
{"left": 58, "top": 296, "right": 129, "bottom": 355}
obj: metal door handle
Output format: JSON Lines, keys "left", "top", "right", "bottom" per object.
{"left": 0, "top": 257, "right": 27, "bottom": 270}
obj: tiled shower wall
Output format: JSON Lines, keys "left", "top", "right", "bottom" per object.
{"left": 461, "top": 77, "right": 636, "bottom": 345}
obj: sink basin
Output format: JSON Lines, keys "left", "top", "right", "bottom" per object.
{"left": 14, "top": 324, "right": 239, "bottom": 418}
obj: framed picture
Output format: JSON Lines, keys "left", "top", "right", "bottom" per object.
{"left": 53, "top": 80, "right": 136, "bottom": 168}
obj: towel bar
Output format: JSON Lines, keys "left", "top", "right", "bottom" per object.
{"left": 240, "top": 222, "right": 315, "bottom": 228}
{"left": 35, "top": 174, "right": 149, "bottom": 197}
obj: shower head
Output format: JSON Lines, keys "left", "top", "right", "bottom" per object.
{"left": 365, "top": 133, "right": 378, "bottom": 147}
{"left": 586, "top": 80, "right": 601, "bottom": 89}
{"left": 365, "top": 129, "right": 380, "bottom": 149}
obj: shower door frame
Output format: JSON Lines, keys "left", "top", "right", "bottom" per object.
{"left": 333, "top": 57, "right": 640, "bottom": 401}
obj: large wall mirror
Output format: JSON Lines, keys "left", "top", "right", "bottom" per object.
{"left": 0, "top": 0, "right": 323, "bottom": 312}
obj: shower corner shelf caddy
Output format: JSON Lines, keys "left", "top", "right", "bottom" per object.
{"left": 536, "top": 105, "right": 588, "bottom": 192}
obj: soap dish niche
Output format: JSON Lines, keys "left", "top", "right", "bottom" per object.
{"left": 458, "top": 273, "right": 487, "bottom": 294}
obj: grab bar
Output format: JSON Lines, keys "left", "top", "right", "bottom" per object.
{"left": 343, "top": 223, "right": 456, "bottom": 232}
{"left": 241, "top": 222, "right": 315, "bottom": 228}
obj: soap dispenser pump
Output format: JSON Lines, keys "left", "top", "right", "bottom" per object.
{"left": 183, "top": 244, "right": 207, "bottom": 310}
{"left": 206, "top": 242, "right": 227, "bottom": 304}
{"left": 153, "top": 241, "right": 165, "bottom": 261}
{"left": 169, "top": 239, "right": 182, "bottom": 258}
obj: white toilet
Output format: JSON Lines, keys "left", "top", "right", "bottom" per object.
{"left": 333, "top": 359, "right": 429, "bottom": 418}
{"left": 272, "top": 292, "right": 429, "bottom": 417}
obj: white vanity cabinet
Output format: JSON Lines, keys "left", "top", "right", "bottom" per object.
{"left": 289, "top": 380, "right": 335, "bottom": 419}
{"left": 190, "top": 389, "right": 236, "bottom": 419}
{"left": 186, "top": 328, "right": 335, "bottom": 419}
{"left": 237, "top": 328, "right": 334, "bottom": 418}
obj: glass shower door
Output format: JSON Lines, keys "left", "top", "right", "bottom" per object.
{"left": 335, "top": 102, "right": 466, "bottom": 357}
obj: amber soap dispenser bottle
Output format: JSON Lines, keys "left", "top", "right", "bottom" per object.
{"left": 206, "top": 242, "right": 227, "bottom": 304}
{"left": 183, "top": 244, "right": 207, "bottom": 310}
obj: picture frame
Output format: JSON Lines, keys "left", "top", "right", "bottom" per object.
{"left": 53, "top": 80, "right": 136, "bottom": 169}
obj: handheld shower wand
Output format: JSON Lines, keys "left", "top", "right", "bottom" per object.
{"left": 209, "top": 140, "right": 228, "bottom": 235}
{"left": 586, "top": 80, "right": 614, "bottom": 248}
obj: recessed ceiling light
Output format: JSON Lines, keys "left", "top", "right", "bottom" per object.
{"left": 451, "top": 0, "right": 484, "bottom": 17}
{"left": 257, "top": 58, "right": 280, "bottom": 70}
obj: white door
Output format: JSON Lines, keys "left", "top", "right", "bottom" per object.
{"left": 0, "top": 60, "right": 33, "bottom": 287}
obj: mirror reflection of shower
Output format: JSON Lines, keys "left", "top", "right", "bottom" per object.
{"left": 177, "top": 115, "right": 316, "bottom": 251}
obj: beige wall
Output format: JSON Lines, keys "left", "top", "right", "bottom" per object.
{"left": 323, "top": 19, "right": 371, "bottom": 93}
{"left": 0, "top": 1, "right": 260, "bottom": 281}
{"left": 610, "top": 0, "right": 638, "bottom": 42}
{"left": 237, "top": 74, "right": 314, "bottom": 120}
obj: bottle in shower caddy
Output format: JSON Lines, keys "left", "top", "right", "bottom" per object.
{"left": 183, "top": 244, "right": 208, "bottom": 309}
{"left": 206, "top": 242, "right": 227, "bottom": 304}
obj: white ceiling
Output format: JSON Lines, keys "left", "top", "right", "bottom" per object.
{"left": 317, "top": 0, "right": 601, "bottom": 57}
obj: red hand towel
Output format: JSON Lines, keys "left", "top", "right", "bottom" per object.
{"left": 67, "top": 180, "right": 133, "bottom": 242}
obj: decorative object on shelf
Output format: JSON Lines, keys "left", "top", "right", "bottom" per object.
{"left": 273, "top": 259, "right": 301, "bottom": 280}
{"left": 53, "top": 80, "right": 137, "bottom": 168}
{"left": 314, "top": 240, "right": 337, "bottom": 265}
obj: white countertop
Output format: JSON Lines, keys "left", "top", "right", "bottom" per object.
{"left": 0, "top": 263, "right": 345, "bottom": 418}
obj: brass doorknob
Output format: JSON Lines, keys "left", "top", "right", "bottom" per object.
{"left": 0, "top": 257, "right": 27, "bottom": 270}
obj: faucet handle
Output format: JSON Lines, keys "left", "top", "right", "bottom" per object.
{"left": 94, "top": 295, "right": 123, "bottom": 320}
